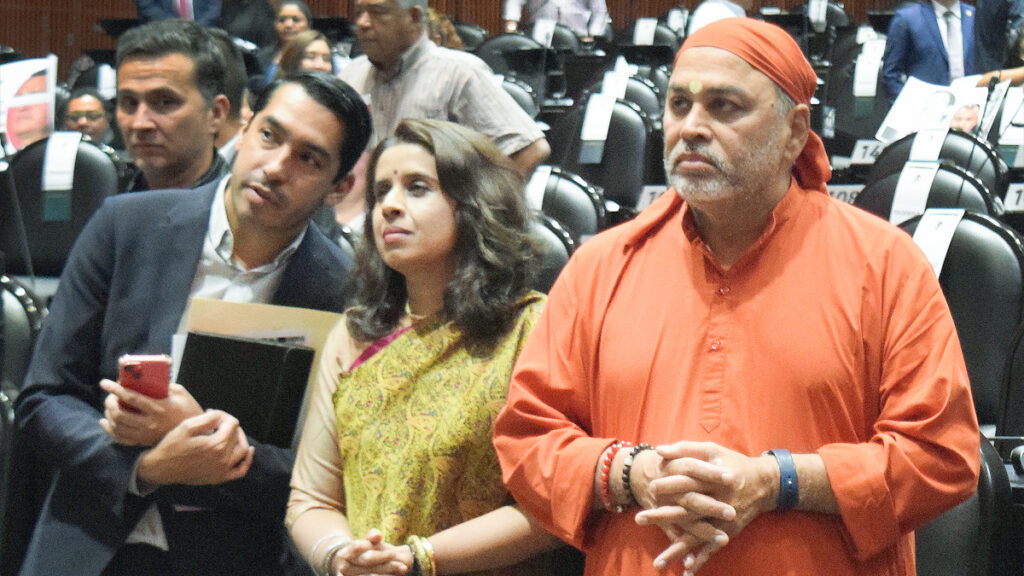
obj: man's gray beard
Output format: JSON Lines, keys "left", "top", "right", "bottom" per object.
{"left": 663, "top": 140, "right": 734, "bottom": 202}
{"left": 663, "top": 131, "right": 783, "bottom": 204}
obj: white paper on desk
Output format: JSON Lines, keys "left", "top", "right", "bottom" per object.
{"left": 853, "top": 39, "right": 886, "bottom": 97}
{"left": 999, "top": 87, "right": 1024, "bottom": 148}
{"left": 613, "top": 55, "right": 638, "bottom": 75}
{"left": 601, "top": 71, "right": 629, "bottom": 100}
{"left": 912, "top": 208, "right": 965, "bottom": 277}
{"left": 525, "top": 164, "right": 551, "bottom": 211}
{"left": 856, "top": 24, "right": 879, "bottom": 44}
{"left": 42, "top": 131, "right": 82, "bottom": 191}
{"left": 890, "top": 161, "right": 940, "bottom": 225}
{"left": 909, "top": 128, "right": 948, "bottom": 162}
{"left": 633, "top": 18, "right": 657, "bottom": 46}
{"left": 666, "top": 8, "right": 687, "bottom": 33}
{"left": 809, "top": 0, "right": 828, "bottom": 32}
{"left": 532, "top": 18, "right": 556, "bottom": 47}
{"left": 875, "top": 77, "right": 996, "bottom": 143}
{"left": 581, "top": 92, "right": 616, "bottom": 142}
{"left": 96, "top": 64, "right": 117, "bottom": 100}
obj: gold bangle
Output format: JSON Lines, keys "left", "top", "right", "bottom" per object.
{"left": 320, "top": 539, "right": 350, "bottom": 576}
{"left": 406, "top": 535, "right": 436, "bottom": 576}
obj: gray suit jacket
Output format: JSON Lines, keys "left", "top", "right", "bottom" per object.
{"left": 14, "top": 180, "right": 351, "bottom": 576}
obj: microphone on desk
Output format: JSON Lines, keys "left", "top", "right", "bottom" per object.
{"left": 974, "top": 74, "right": 1000, "bottom": 138}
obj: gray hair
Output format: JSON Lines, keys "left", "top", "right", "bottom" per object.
{"left": 774, "top": 84, "right": 796, "bottom": 120}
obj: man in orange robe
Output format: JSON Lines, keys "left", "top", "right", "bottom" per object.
{"left": 493, "top": 17, "right": 980, "bottom": 576}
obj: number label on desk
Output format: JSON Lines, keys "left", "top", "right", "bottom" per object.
{"left": 828, "top": 184, "right": 862, "bottom": 204}
{"left": 850, "top": 139, "right": 884, "bottom": 165}
{"left": 1006, "top": 183, "right": 1024, "bottom": 212}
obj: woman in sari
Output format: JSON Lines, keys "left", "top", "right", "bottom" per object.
{"left": 287, "top": 118, "right": 562, "bottom": 576}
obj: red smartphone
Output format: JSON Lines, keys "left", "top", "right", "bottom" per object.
{"left": 117, "top": 354, "right": 171, "bottom": 409}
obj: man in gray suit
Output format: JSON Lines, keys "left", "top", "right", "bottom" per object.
{"left": 13, "top": 71, "right": 371, "bottom": 576}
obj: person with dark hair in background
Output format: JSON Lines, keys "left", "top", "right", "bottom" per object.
{"left": 337, "top": 0, "right": 549, "bottom": 233}
{"left": 287, "top": 118, "right": 567, "bottom": 576}
{"left": 62, "top": 87, "right": 116, "bottom": 147}
{"left": 14, "top": 71, "right": 371, "bottom": 576}
{"left": 257, "top": 0, "right": 312, "bottom": 86}
{"left": 115, "top": 19, "right": 230, "bottom": 192}
{"left": 279, "top": 29, "right": 335, "bottom": 75}
{"left": 207, "top": 27, "right": 250, "bottom": 165}
{"left": 61, "top": 87, "right": 134, "bottom": 190}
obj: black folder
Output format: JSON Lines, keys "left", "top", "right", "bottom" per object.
{"left": 176, "top": 331, "right": 315, "bottom": 448}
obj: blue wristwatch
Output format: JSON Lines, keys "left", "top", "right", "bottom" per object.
{"left": 764, "top": 449, "right": 799, "bottom": 512}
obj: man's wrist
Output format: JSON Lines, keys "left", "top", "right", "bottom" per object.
{"left": 763, "top": 449, "right": 799, "bottom": 512}
{"left": 136, "top": 448, "right": 166, "bottom": 488}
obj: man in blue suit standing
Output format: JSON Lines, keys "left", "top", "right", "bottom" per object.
{"left": 881, "top": 0, "right": 976, "bottom": 101}
{"left": 13, "top": 71, "right": 371, "bottom": 576}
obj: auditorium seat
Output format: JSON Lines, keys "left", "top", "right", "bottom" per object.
{"left": 915, "top": 434, "right": 1014, "bottom": 576}
{"left": 0, "top": 135, "right": 119, "bottom": 277}
{"left": 581, "top": 74, "right": 663, "bottom": 130}
{"left": 502, "top": 76, "right": 541, "bottom": 119}
{"left": 529, "top": 166, "right": 606, "bottom": 239}
{"left": 854, "top": 164, "right": 999, "bottom": 225}
{"left": 868, "top": 130, "right": 1010, "bottom": 201}
{"left": 475, "top": 33, "right": 557, "bottom": 105}
{"left": 547, "top": 96, "right": 652, "bottom": 218}
{"left": 1, "top": 275, "right": 46, "bottom": 394}
{"left": 453, "top": 21, "right": 488, "bottom": 52}
{"left": 531, "top": 214, "right": 576, "bottom": 293}
{"left": 533, "top": 21, "right": 581, "bottom": 54}
{"left": 900, "top": 211, "right": 1024, "bottom": 437}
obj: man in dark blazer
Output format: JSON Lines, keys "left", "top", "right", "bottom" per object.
{"left": 13, "top": 71, "right": 371, "bottom": 576}
{"left": 881, "top": 0, "right": 976, "bottom": 101}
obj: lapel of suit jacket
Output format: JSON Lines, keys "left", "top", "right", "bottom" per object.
{"left": 961, "top": 3, "right": 974, "bottom": 74}
{"left": 147, "top": 183, "right": 219, "bottom": 344}
{"left": 272, "top": 227, "right": 324, "bottom": 309}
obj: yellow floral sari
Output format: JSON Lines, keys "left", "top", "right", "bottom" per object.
{"left": 333, "top": 294, "right": 545, "bottom": 547}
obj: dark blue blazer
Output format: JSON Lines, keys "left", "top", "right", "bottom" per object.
{"left": 882, "top": 1, "right": 976, "bottom": 100}
{"left": 14, "top": 181, "right": 352, "bottom": 576}
{"left": 134, "top": 0, "right": 221, "bottom": 26}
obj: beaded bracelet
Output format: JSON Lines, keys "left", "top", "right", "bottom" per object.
{"left": 406, "top": 535, "right": 436, "bottom": 576}
{"left": 621, "top": 443, "right": 653, "bottom": 506}
{"left": 598, "top": 441, "right": 632, "bottom": 512}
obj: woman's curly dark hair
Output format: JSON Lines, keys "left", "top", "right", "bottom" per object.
{"left": 346, "top": 118, "right": 539, "bottom": 347}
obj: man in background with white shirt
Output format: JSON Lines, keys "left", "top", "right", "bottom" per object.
{"left": 503, "top": 0, "right": 609, "bottom": 39}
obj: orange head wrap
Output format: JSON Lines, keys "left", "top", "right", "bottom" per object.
{"left": 676, "top": 18, "right": 831, "bottom": 193}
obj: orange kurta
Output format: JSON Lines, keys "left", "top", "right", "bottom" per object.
{"left": 493, "top": 184, "right": 979, "bottom": 576}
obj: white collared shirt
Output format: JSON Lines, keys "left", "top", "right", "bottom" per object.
{"left": 188, "top": 175, "right": 306, "bottom": 307}
{"left": 932, "top": 0, "right": 962, "bottom": 53}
